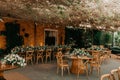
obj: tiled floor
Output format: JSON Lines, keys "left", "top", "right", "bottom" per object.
{"left": 4, "top": 54, "right": 120, "bottom": 80}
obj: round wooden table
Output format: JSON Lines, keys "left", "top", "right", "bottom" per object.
{"left": 69, "top": 56, "right": 92, "bottom": 74}
{"left": 0, "top": 64, "right": 18, "bottom": 80}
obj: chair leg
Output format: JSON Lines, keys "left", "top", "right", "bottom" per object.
{"left": 67, "top": 67, "right": 70, "bottom": 75}
{"left": 90, "top": 67, "right": 93, "bottom": 74}
{"left": 77, "top": 71, "right": 79, "bottom": 79}
{"left": 98, "top": 67, "right": 101, "bottom": 77}
{"left": 31, "top": 59, "right": 33, "bottom": 65}
{"left": 41, "top": 58, "right": 43, "bottom": 63}
{"left": 26, "top": 60, "right": 28, "bottom": 65}
{"left": 57, "top": 67, "right": 59, "bottom": 74}
{"left": 85, "top": 69, "right": 89, "bottom": 80}
{"left": 61, "top": 67, "right": 63, "bottom": 76}
{"left": 36, "top": 58, "right": 38, "bottom": 64}
{"left": 86, "top": 69, "right": 88, "bottom": 76}
{"left": 46, "top": 56, "right": 47, "bottom": 63}
{"left": 118, "top": 71, "right": 120, "bottom": 80}
{"left": 50, "top": 56, "right": 51, "bottom": 62}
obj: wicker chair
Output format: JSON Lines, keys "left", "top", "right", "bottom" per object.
{"left": 45, "top": 49, "right": 52, "bottom": 63}
{"left": 77, "top": 58, "right": 89, "bottom": 79}
{"left": 64, "top": 48, "right": 71, "bottom": 54}
{"left": 25, "top": 50, "right": 34, "bottom": 65}
{"left": 36, "top": 49, "right": 44, "bottom": 64}
{"left": 53, "top": 48, "right": 63, "bottom": 60}
{"left": 90, "top": 51, "right": 101, "bottom": 77}
{"left": 57, "top": 48, "right": 62, "bottom": 52}
{"left": 111, "top": 69, "right": 120, "bottom": 80}
{"left": 56, "top": 52, "right": 70, "bottom": 76}
{"left": 100, "top": 50, "right": 111, "bottom": 64}
{"left": 100, "top": 74, "right": 112, "bottom": 80}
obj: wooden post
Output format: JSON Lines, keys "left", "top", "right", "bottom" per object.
{"left": 34, "top": 21, "right": 37, "bottom": 46}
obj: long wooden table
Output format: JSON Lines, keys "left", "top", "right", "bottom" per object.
{"left": 0, "top": 65, "right": 18, "bottom": 80}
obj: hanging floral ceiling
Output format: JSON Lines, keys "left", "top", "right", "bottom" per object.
{"left": 0, "top": 0, "right": 120, "bottom": 31}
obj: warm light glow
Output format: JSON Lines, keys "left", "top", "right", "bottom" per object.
{"left": 40, "top": 42, "right": 43, "bottom": 46}
{"left": 30, "top": 43, "right": 34, "bottom": 46}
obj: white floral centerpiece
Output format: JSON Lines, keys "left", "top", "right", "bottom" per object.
{"left": 1, "top": 53, "right": 26, "bottom": 67}
{"left": 72, "top": 48, "right": 84, "bottom": 55}
{"left": 71, "top": 48, "right": 90, "bottom": 56}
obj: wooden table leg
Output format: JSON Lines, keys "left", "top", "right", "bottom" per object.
{"left": 0, "top": 71, "right": 6, "bottom": 80}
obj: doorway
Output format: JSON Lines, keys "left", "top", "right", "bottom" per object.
{"left": 5, "top": 22, "right": 24, "bottom": 52}
{"left": 44, "top": 29, "right": 58, "bottom": 46}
